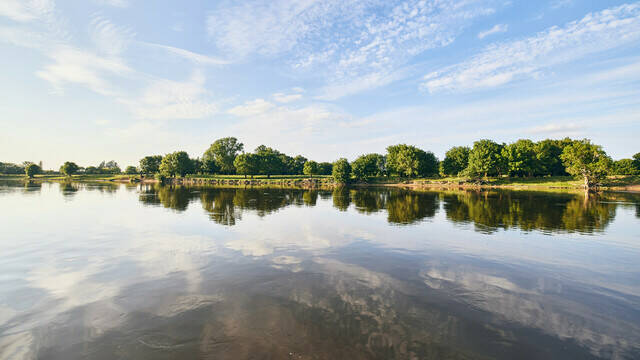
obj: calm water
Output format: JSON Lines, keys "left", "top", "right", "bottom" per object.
{"left": 1, "top": 181, "right": 640, "bottom": 359}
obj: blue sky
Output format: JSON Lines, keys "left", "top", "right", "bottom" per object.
{"left": 1, "top": 0, "right": 639, "bottom": 169}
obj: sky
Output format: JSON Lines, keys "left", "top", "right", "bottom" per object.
{"left": 1, "top": 0, "right": 639, "bottom": 169}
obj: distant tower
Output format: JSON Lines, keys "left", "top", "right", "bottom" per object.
{"left": 39, "top": 161, "right": 43, "bottom": 169}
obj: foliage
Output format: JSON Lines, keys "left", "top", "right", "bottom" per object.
{"left": 440, "top": 146, "right": 470, "bottom": 176}
{"left": 332, "top": 158, "right": 352, "bottom": 183}
{"left": 124, "top": 166, "right": 138, "bottom": 175}
{"left": 159, "top": 151, "right": 193, "bottom": 177}
{"left": 352, "top": 153, "right": 385, "bottom": 181}
{"left": 534, "top": 139, "right": 570, "bottom": 176}
{"left": 560, "top": 139, "right": 612, "bottom": 188}
{"left": 98, "top": 160, "right": 121, "bottom": 174}
{"left": 612, "top": 159, "right": 640, "bottom": 175}
{"left": 25, "top": 163, "right": 41, "bottom": 178}
{"left": 318, "top": 162, "right": 333, "bottom": 175}
{"left": 466, "top": 139, "right": 505, "bottom": 177}
{"left": 502, "top": 139, "right": 537, "bottom": 177}
{"left": 203, "top": 137, "right": 244, "bottom": 174}
{"left": 303, "top": 160, "right": 319, "bottom": 177}
{"left": 233, "top": 153, "right": 259, "bottom": 178}
{"left": 139, "top": 155, "right": 162, "bottom": 174}
{"left": 60, "top": 161, "right": 79, "bottom": 176}
{"left": 0, "top": 162, "right": 26, "bottom": 174}
{"left": 292, "top": 155, "right": 308, "bottom": 175}
{"left": 633, "top": 153, "right": 640, "bottom": 171}
{"left": 386, "top": 144, "right": 438, "bottom": 177}
{"left": 254, "top": 145, "right": 285, "bottom": 177}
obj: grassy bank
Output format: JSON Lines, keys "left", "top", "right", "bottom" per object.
{"left": 3, "top": 173, "right": 639, "bottom": 192}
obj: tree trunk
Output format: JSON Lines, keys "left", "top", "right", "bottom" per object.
{"left": 584, "top": 175, "right": 589, "bottom": 189}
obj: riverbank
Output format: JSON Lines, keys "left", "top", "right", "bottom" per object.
{"left": 3, "top": 174, "right": 639, "bottom": 192}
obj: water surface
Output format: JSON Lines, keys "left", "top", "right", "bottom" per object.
{"left": 1, "top": 182, "right": 639, "bottom": 359}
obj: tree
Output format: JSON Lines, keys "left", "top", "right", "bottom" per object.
{"left": 352, "top": 153, "right": 385, "bottom": 181}
{"left": 159, "top": 151, "right": 193, "bottom": 177}
{"left": 332, "top": 158, "right": 351, "bottom": 184}
{"left": 560, "top": 139, "right": 612, "bottom": 188}
{"left": 633, "top": 153, "right": 640, "bottom": 171}
{"left": 202, "top": 137, "right": 244, "bottom": 174}
{"left": 612, "top": 159, "right": 640, "bottom": 175}
{"left": 25, "top": 163, "right": 41, "bottom": 178}
{"left": 466, "top": 139, "right": 505, "bottom": 177}
{"left": 139, "top": 155, "right": 162, "bottom": 174}
{"left": 234, "top": 153, "right": 259, "bottom": 178}
{"left": 502, "top": 139, "right": 537, "bottom": 177}
{"left": 292, "top": 155, "right": 308, "bottom": 175}
{"left": 318, "top": 162, "right": 333, "bottom": 175}
{"left": 534, "top": 139, "right": 569, "bottom": 176}
{"left": 303, "top": 160, "right": 319, "bottom": 178}
{"left": 124, "top": 166, "right": 138, "bottom": 175}
{"left": 440, "top": 146, "right": 470, "bottom": 176}
{"left": 254, "top": 145, "right": 284, "bottom": 177}
{"left": 386, "top": 144, "right": 438, "bottom": 177}
{"left": 60, "top": 162, "right": 79, "bottom": 177}
{"left": 98, "top": 160, "right": 121, "bottom": 174}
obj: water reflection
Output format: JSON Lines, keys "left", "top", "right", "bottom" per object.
{"left": 1, "top": 182, "right": 639, "bottom": 359}
{"left": 135, "top": 185, "right": 635, "bottom": 234}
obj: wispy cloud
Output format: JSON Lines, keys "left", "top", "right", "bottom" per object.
{"left": 551, "top": 0, "right": 574, "bottom": 10}
{"left": 477, "top": 24, "right": 508, "bottom": 39}
{"left": 90, "top": 15, "right": 135, "bottom": 56}
{"left": 124, "top": 71, "right": 218, "bottom": 120}
{"left": 526, "top": 122, "right": 582, "bottom": 136}
{"left": 142, "top": 42, "right": 230, "bottom": 66}
{"left": 208, "top": 0, "right": 500, "bottom": 99}
{"left": 422, "top": 3, "right": 640, "bottom": 93}
{"left": 94, "top": 0, "right": 128, "bottom": 8}
{"left": 36, "top": 45, "right": 131, "bottom": 95}
{"left": 0, "top": 0, "right": 55, "bottom": 22}
{"left": 272, "top": 92, "right": 302, "bottom": 103}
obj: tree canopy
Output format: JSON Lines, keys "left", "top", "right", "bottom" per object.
{"left": 560, "top": 139, "right": 612, "bottom": 188}
{"left": 203, "top": 137, "right": 244, "bottom": 174}
{"left": 159, "top": 151, "right": 193, "bottom": 177}
{"left": 25, "top": 163, "right": 41, "bottom": 178}
{"left": 139, "top": 155, "right": 162, "bottom": 174}
{"left": 332, "top": 158, "right": 351, "bottom": 184}
{"left": 466, "top": 139, "right": 505, "bottom": 177}
{"left": 352, "top": 153, "right": 385, "bottom": 181}
{"left": 440, "top": 146, "right": 469, "bottom": 176}
{"left": 303, "top": 160, "right": 319, "bottom": 178}
{"left": 386, "top": 144, "right": 438, "bottom": 177}
{"left": 60, "top": 162, "right": 79, "bottom": 176}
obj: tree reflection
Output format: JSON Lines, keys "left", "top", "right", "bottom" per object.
{"left": 60, "top": 182, "right": 79, "bottom": 197}
{"left": 442, "top": 191, "right": 616, "bottom": 234}
{"left": 135, "top": 185, "right": 628, "bottom": 233}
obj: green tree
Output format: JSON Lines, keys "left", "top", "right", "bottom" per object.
{"left": 534, "top": 139, "right": 569, "bottom": 176}
{"left": 440, "top": 146, "right": 470, "bottom": 176}
{"left": 612, "top": 159, "right": 640, "bottom": 175}
{"left": 318, "top": 162, "right": 333, "bottom": 175}
{"left": 386, "top": 144, "right": 438, "bottom": 177}
{"left": 633, "top": 153, "right": 640, "bottom": 171}
{"left": 352, "top": 153, "right": 385, "bottom": 181}
{"left": 254, "top": 145, "right": 284, "bottom": 177}
{"left": 124, "top": 166, "right": 138, "bottom": 175}
{"left": 25, "top": 163, "right": 41, "bottom": 178}
{"left": 159, "top": 151, "right": 193, "bottom": 177}
{"left": 292, "top": 155, "right": 308, "bottom": 175}
{"left": 332, "top": 158, "right": 351, "bottom": 184}
{"left": 560, "top": 139, "right": 612, "bottom": 188}
{"left": 502, "top": 139, "right": 537, "bottom": 177}
{"left": 60, "top": 162, "right": 79, "bottom": 177}
{"left": 303, "top": 160, "right": 319, "bottom": 178}
{"left": 202, "top": 137, "right": 244, "bottom": 174}
{"left": 466, "top": 139, "right": 506, "bottom": 177}
{"left": 139, "top": 155, "right": 162, "bottom": 174}
{"left": 233, "top": 153, "right": 259, "bottom": 178}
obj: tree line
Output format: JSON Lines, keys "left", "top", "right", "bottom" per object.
{"left": 6, "top": 137, "right": 640, "bottom": 188}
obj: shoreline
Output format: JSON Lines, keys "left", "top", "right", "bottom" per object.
{"left": 3, "top": 174, "right": 639, "bottom": 193}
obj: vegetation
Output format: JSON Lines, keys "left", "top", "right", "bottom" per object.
{"left": 60, "top": 162, "right": 79, "bottom": 177}
{"left": 139, "top": 155, "right": 162, "bottom": 174}
{"left": 560, "top": 140, "right": 612, "bottom": 188}
{"left": 3, "top": 137, "right": 639, "bottom": 190}
{"left": 25, "top": 163, "right": 41, "bottom": 178}
{"left": 332, "top": 158, "right": 351, "bottom": 184}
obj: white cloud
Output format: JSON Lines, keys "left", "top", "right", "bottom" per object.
{"left": 36, "top": 45, "right": 131, "bottom": 95}
{"left": 272, "top": 92, "right": 302, "bottom": 103}
{"left": 0, "top": 0, "right": 55, "bottom": 22}
{"left": 94, "top": 0, "right": 128, "bottom": 8}
{"left": 227, "top": 99, "right": 275, "bottom": 116}
{"left": 124, "top": 70, "right": 218, "bottom": 120}
{"left": 527, "top": 122, "right": 582, "bottom": 136}
{"left": 477, "top": 24, "right": 508, "bottom": 39}
{"left": 90, "top": 16, "right": 135, "bottom": 56}
{"left": 551, "top": 0, "right": 574, "bottom": 10}
{"left": 208, "top": 0, "right": 500, "bottom": 98}
{"left": 142, "top": 42, "right": 230, "bottom": 66}
{"left": 423, "top": 3, "right": 640, "bottom": 93}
